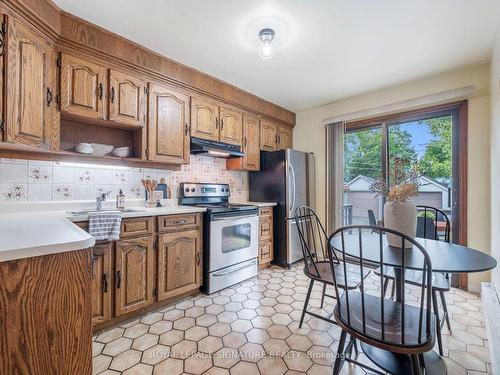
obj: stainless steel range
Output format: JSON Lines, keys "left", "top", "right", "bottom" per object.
{"left": 180, "top": 183, "right": 259, "bottom": 294}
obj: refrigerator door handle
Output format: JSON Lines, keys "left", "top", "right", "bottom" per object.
{"left": 288, "top": 161, "right": 297, "bottom": 216}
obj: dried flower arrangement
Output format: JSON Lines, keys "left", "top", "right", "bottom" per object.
{"left": 370, "top": 157, "right": 420, "bottom": 202}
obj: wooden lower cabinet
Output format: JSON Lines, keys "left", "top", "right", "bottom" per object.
{"left": 91, "top": 242, "right": 113, "bottom": 325}
{"left": 157, "top": 229, "right": 202, "bottom": 301}
{"left": 259, "top": 207, "right": 274, "bottom": 266}
{"left": 114, "top": 236, "right": 154, "bottom": 316}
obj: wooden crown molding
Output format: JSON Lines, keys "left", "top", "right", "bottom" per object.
{"left": 1, "top": 0, "right": 295, "bottom": 127}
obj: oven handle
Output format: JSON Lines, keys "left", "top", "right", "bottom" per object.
{"left": 211, "top": 212, "right": 258, "bottom": 221}
{"left": 212, "top": 259, "right": 257, "bottom": 276}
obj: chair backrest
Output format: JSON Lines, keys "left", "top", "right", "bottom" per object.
{"left": 327, "top": 225, "right": 433, "bottom": 348}
{"left": 416, "top": 205, "right": 450, "bottom": 242}
{"left": 294, "top": 206, "right": 339, "bottom": 278}
{"left": 368, "top": 209, "right": 377, "bottom": 226}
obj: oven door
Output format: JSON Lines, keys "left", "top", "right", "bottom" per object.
{"left": 209, "top": 210, "right": 259, "bottom": 272}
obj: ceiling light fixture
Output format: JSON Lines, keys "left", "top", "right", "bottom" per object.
{"left": 257, "top": 28, "right": 277, "bottom": 60}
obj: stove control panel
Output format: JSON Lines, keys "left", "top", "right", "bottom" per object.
{"left": 181, "top": 183, "right": 230, "bottom": 198}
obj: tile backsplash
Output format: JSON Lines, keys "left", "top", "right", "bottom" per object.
{"left": 0, "top": 156, "right": 248, "bottom": 202}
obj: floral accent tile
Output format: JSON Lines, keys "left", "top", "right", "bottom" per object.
{"left": 28, "top": 165, "right": 52, "bottom": 184}
{"left": 53, "top": 184, "right": 74, "bottom": 200}
{"left": 113, "top": 170, "right": 128, "bottom": 185}
{"left": 129, "top": 185, "right": 145, "bottom": 199}
{"left": 0, "top": 183, "right": 27, "bottom": 201}
{"left": 75, "top": 168, "right": 95, "bottom": 184}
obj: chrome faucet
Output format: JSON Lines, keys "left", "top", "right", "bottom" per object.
{"left": 96, "top": 191, "right": 111, "bottom": 211}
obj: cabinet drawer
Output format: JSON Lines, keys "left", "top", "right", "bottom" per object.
{"left": 259, "top": 207, "right": 273, "bottom": 218}
{"left": 259, "top": 219, "right": 272, "bottom": 241}
{"left": 120, "top": 217, "right": 154, "bottom": 238}
{"left": 158, "top": 213, "right": 200, "bottom": 232}
{"left": 259, "top": 241, "right": 273, "bottom": 264}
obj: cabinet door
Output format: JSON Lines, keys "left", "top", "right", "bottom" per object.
{"left": 5, "top": 16, "right": 53, "bottom": 147}
{"left": 242, "top": 113, "right": 260, "bottom": 171}
{"left": 109, "top": 69, "right": 146, "bottom": 127}
{"left": 148, "top": 83, "right": 190, "bottom": 164}
{"left": 190, "top": 96, "right": 219, "bottom": 141}
{"left": 0, "top": 14, "right": 5, "bottom": 142}
{"left": 60, "top": 53, "right": 107, "bottom": 120}
{"left": 219, "top": 106, "right": 242, "bottom": 146}
{"left": 259, "top": 120, "right": 277, "bottom": 151}
{"left": 115, "top": 236, "right": 154, "bottom": 316}
{"left": 277, "top": 126, "right": 293, "bottom": 150}
{"left": 157, "top": 229, "right": 202, "bottom": 301}
{"left": 91, "top": 242, "right": 112, "bottom": 325}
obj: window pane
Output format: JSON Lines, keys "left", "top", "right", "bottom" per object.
{"left": 222, "top": 223, "right": 251, "bottom": 253}
{"left": 388, "top": 116, "right": 453, "bottom": 238}
{"left": 344, "top": 127, "right": 383, "bottom": 225}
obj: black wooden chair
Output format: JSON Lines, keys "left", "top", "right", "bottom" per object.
{"left": 329, "top": 225, "right": 436, "bottom": 375}
{"left": 294, "top": 206, "right": 370, "bottom": 329}
{"left": 376, "top": 205, "right": 451, "bottom": 356}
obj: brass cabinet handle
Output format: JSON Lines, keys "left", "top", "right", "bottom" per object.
{"left": 116, "top": 270, "right": 121, "bottom": 289}
{"left": 110, "top": 87, "right": 115, "bottom": 103}
{"left": 98, "top": 83, "right": 103, "bottom": 100}
{"left": 103, "top": 273, "right": 109, "bottom": 293}
{"left": 172, "top": 219, "right": 187, "bottom": 225}
{"left": 46, "top": 87, "right": 53, "bottom": 107}
{"left": 0, "top": 22, "right": 5, "bottom": 57}
{"left": 220, "top": 119, "right": 224, "bottom": 131}
{"left": 185, "top": 123, "right": 189, "bottom": 136}
{"left": 196, "top": 252, "right": 200, "bottom": 266}
{"left": 215, "top": 118, "right": 219, "bottom": 129}
{"left": 244, "top": 137, "right": 248, "bottom": 146}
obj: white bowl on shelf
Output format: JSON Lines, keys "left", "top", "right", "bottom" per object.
{"left": 75, "top": 143, "right": 94, "bottom": 154}
{"left": 111, "top": 147, "right": 131, "bottom": 158}
{"left": 91, "top": 143, "right": 114, "bottom": 156}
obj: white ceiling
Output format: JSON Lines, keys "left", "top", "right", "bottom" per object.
{"left": 53, "top": 0, "right": 500, "bottom": 112}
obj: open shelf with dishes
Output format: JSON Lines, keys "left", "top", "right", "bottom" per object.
{"left": 59, "top": 119, "right": 144, "bottom": 160}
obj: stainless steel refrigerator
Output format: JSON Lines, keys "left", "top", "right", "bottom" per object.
{"left": 249, "top": 149, "right": 315, "bottom": 267}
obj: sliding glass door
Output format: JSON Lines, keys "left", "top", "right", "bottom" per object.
{"left": 343, "top": 105, "right": 464, "bottom": 247}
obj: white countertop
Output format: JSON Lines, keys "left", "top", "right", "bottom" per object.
{"left": 0, "top": 212, "right": 95, "bottom": 262}
{"left": 0, "top": 203, "right": 206, "bottom": 262}
{"left": 232, "top": 201, "right": 277, "bottom": 207}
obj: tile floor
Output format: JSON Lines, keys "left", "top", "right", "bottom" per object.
{"left": 93, "top": 263, "right": 492, "bottom": 374}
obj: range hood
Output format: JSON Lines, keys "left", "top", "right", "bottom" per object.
{"left": 190, "top": 137, "right": 245, "bottom": 158}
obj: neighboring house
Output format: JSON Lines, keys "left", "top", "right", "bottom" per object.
{"left": 344, "top": 175, "right": 450, "bottom": 224}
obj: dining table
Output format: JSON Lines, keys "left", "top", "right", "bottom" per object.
{"left": 330, "top": 232, "right": 497, "bottom": 374}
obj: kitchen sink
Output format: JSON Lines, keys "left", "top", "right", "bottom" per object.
{"left": 67, "top": 208, "right": 146, "bottom": 215}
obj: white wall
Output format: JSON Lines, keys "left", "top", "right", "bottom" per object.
{"left": 490, "top": 24, "right": 500, "bottom": 288}
{"left": 294, "top": 64, "right": 491, "bottom": 289}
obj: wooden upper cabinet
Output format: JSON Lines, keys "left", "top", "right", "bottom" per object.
{"left": 148, "top": 84, "right": 190, "bottom": 164}
{"left": 260, "top": 120, "right": 277, "bottom": 151}
{"left": 157, "top": 229, "right": 202, "bottom": 301}
{"left": 219, "top": 106, "right": 242, "bottom": 146}
{"left": 60, "top": 53, "right": 107, "bottom": 120}
{"left": 108, "top": 70, "right": 146, "bottom": 127}
{"left": 242, "top": 113, "right": 260, "bottom": 170}
{"left": 91, "top": 242, "right": 112, "bottom": 325}
{"left": 114, "top": 236, "right": 154, "bottom": 316}
{"left": 277, "top": 126, "right": 293, "bottom": 150}
{"left": 191, "top": 96, "right": 219, "bottom": 141}
{"left": 5, "top": 16, "right": 54, "bottom": 148}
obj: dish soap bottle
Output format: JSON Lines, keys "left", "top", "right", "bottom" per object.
{"left": 116, "top": 189, "right": 126, "bottom": 209}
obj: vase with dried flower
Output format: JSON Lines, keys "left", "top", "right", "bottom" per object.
{"left": 370, "top": 158, "right": 420, "bottom": 248}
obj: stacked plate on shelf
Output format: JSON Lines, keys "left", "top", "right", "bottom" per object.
{"left": 74, "top": 143, "right": 130, "bottom": 157}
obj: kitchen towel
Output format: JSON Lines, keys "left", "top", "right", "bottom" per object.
{"left": 88, "top": 211, "right": 122, "bottom": 241}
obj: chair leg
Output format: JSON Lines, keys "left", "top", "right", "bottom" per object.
{"left": 320, "top": 283, "right": 327, "bottom": 308}
{"left": 333, "top": 330, "right": 347, "bottom": 375}
{"left": 383, "top": 278, "right": 389, "bottom": 297}
{"left": 432, "top": 290, "right": 444, "bottom": 356}
{"left": 410, "top": 354, "right": 422, "bottom": 375}
{"left": 299, "top": 279, "right": 314, "bottom": 328}
{"left": 439, "top": 290, "right": 452, "bottom": 333}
